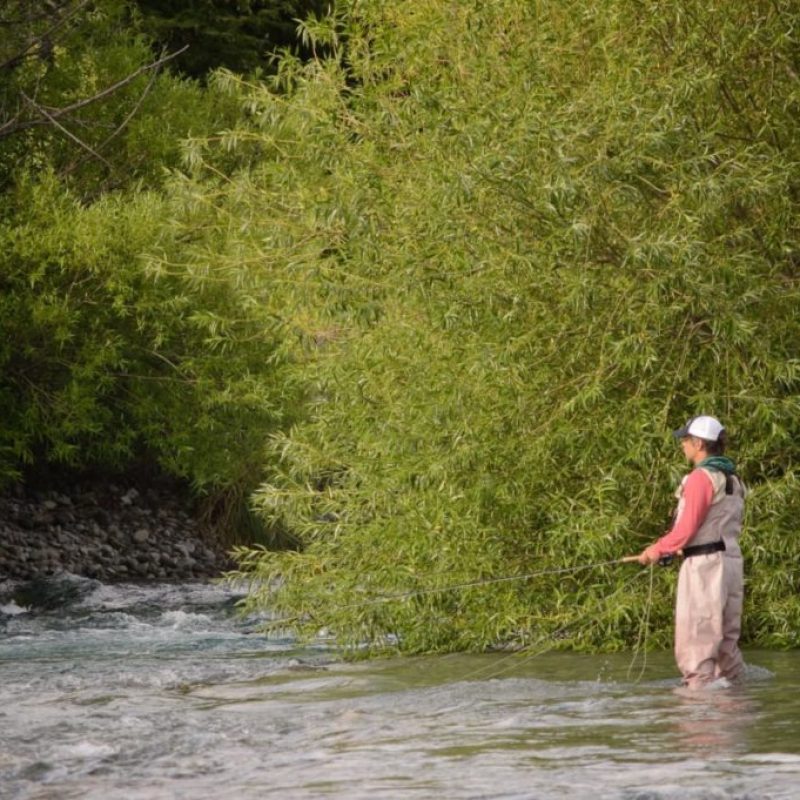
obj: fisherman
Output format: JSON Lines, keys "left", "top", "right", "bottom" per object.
{"left": 637, "top": 416, "right": 746, "bottom": 689}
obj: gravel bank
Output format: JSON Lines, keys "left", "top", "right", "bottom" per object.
{"left": 0, "top": 480, "right": 235, "bottom": 582}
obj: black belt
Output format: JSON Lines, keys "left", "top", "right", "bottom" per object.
{"left": 683, "top": 540, "right": 726, "bottom": 558}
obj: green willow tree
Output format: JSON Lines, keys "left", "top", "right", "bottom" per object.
{"left": 0, "top": 0, "right": 234, "bottom": 191}
{"left": 134, "top": 0, "right": 329, "bottom": 78}
{"left": 0, "top": 1, "right": 301, "bottom": 526}
{"left": 3, "top": 0, "right": 798, "bottom": 650}
{"left": 196, "top": 0, "right": 799, "bottom": 653}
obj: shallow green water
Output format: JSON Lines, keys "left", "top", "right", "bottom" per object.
{"left": 1, "top": 577, "right": 798, "bottom": 799}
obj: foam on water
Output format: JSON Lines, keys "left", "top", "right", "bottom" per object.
{"left": 1, "top": 575, "right": 799, "bottom": 800}
{"left": 0, "top": 600, "right": 29, "bottom": 616}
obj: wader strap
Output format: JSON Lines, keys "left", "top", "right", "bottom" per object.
{"left": 683, "top": 540, "right": 726, "bottom": 558}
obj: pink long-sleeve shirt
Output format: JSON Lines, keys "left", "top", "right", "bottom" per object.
{"left": 651, "top": 468, "right": 714, "bottom": 557}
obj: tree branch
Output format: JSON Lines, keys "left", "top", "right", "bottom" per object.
{"left": 0, "top": 0, "right": 91, "bottom": 72}
{"left": 0, "top": 45, "right": 189, "bottom": 139}
{"left": 62, "top": 51, "right": 165, "bottom": 176}
{"left": 20, "top": 91, "right": 115, "bottom": 172}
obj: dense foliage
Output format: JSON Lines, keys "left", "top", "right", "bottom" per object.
{"left": 222, "top": 0, "right": 800, "bottom": 652}
{"left": 0, "top": 0, "right": 232, "bottom": 191}
{"left": 1, "top": 0, "right": 798, "bottom": 652}
{"left": 134, "top": 0, "right": 329, "bottom": 78}
{"left": 0, "top": 2, "right": 298, "bottom": 521}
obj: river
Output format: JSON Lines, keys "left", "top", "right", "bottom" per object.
{"left": 1, "top": 575, "right": 798, "bottom": 800}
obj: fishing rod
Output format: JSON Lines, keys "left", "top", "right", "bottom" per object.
{"left": 368, "top": 553, "right": 676, "bottom": 605}
{"left": 262, "top": 555, "right": 663, "bottom": 629}
{"left": 377, "top": 554, "right": 678, "bottom": 599}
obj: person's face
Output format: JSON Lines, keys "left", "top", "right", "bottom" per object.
{"left": 680, "top": 436, "right": 704, "bottom": 463}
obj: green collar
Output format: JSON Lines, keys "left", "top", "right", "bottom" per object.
{"left": 698, "top": 456, "right": 736, "bottom": 474}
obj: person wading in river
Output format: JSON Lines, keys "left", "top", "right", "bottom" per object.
{"left": 637, "top": 416, "right": 746, "bottom": 689}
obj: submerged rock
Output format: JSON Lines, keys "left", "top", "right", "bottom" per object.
{"left": 12, "top": 574, "right": 99, "bottom": 611}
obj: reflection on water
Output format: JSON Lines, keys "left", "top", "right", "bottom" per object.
{"left": 1, "top": 577, "right": 799, "bottom": 800}
{"left": 670, "top": 684, "right": 762, "bottom": 755}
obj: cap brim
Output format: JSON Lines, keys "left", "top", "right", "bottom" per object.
{"left": 672, "top": 426, "right": 690, "bottom": 438}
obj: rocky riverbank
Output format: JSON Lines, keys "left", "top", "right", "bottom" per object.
{"left": 0, "top": 479, "right": 235, "bottom": 583}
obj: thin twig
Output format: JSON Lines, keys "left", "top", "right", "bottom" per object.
{"left": 0, "top": 0, "right": 91, "bottom": 72}
{"left": 0, "top": 46, "right": 188, "bottom": 139}
{"left": 110, "top": 372, "right": 198, "bottom": 385}
{"left": 20, "top": 91, "right": 115, "bottom": 171}
{"left": 63, "top": 51, "right": 165, "bottom": 176}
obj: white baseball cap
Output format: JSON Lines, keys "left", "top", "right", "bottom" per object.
{"left": 672, "top": 415, "right": 724, "bottom": 442}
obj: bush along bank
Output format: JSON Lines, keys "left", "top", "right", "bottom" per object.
{"left": 0, "top": 480, "right": 235, "bottom": 583}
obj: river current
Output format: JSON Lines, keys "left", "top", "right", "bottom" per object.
{"left": 1, "top": 576, "right": 798, "bottom": 800}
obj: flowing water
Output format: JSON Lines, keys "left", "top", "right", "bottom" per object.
{"left": 1, "top": 575, "right": 798, "bottom": 800}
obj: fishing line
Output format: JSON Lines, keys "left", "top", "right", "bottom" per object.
{"left": 259, "top": 558, "right": 658, "bottom": 684}
{"left": 261, "top": 556, "right": 641, "bottom": 629}
{"left": 626, "top": 563, "right": 655, "bottom": 683}
{"left": 451, "top": 567, "right": 652, "bottom": 684}
{"left": 342, "top": 558, "right": 634, "bottom": 605}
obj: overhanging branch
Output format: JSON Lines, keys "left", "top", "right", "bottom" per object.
{"left": 0, "top": 45, "right": 189, "bottom": 140}
{"left": 0, "top": 0, "right": 91, "bottom": 72}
